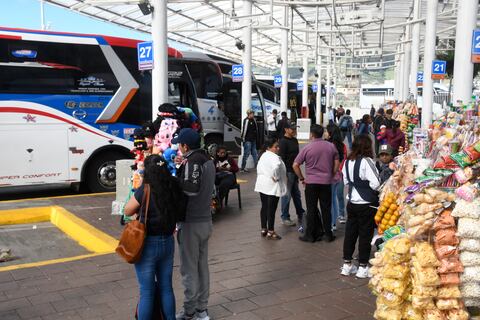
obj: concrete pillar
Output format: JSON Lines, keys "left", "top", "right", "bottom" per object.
{"left": 422, "top": 0, "right": 438, "bottom": 128}
{"left": 151, "top": 0, "right": 169, "bottom": 120}
{"left": 403, "top": 26, "right": 412, "bottom": 100}
{"left": 410, "top": 0, "right": 421, "bottom": 100}
{"left": 241, "top": 0, "right": 252, "bottom": 118}
{"left": 452, "top": 0, "right": 479, "bottom": 106}
{"left": 302, "top": 55, "right": 308, "bottom": 111}
{"left": 280, "top": 6, "right": 289, "bottom": 112}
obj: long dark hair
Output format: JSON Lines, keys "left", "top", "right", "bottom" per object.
{"left": 392, "top": 120, "right": 400, "bottom": 134}
{"left": 348, "top": 135, "right": 374, "bottom": 160}
{"left": 143, "top": 154, "right": 183, "bottom": 222}
{"left": 328, "top": 125, "right": 345, "bottom": 161}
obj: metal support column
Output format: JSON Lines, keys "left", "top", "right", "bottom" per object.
{"left": 152, "top": 0, "right": 169, "bottom": 120}
{"left": 452, "top": 0, "right": 478, "bottom": 106}
{"left": 240, "top": 0, "right": 253, "bottom": 168}
{"left": 399, "top": 51, "right": 404, "bottom": 101}
{"left": 302, "top": 55, "right": 309, "bottom": 113}
{"left": 280, "top": 6, "right": 289, "bottom": 113}
{"left": 316, "top": 56, "right": 322, "bottom": 125}
{"left": 410, "top": 0, "right": 421, "bottom": 100}
{"left": 402, "top": 26, "right": 412, "bottom": 100}
{"left": 422, "top": 0, "right": 438, "bottom": 128}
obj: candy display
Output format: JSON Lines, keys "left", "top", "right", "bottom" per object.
{"left": 370, "top": 104, "right": 480, "bottom": 319}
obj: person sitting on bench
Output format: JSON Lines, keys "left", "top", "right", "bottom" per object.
{"left": 214, "top": 145, "right": 239, "bottom": 208}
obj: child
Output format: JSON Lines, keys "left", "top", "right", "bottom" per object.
{"left": 376, "top": 125, "right": 387, "bottom": 146}
{"left": 376, "top": 144, "right": 396, "bottom": 184}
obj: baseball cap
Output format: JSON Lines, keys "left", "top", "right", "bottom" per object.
{"left": 378, "top": 144, "right": 393, "bottom": 155}
{"left": 285, "top": 121, "right": 297, "bottom": 129}
{"left": 171, "top": 128, "right": 201, "bottom": 148}
{"left": 380, "top": 125, "right": 386, "bottom": 130}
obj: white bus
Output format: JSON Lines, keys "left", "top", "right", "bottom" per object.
{"left": 0, "top": 27, "right": 218, "bottom": 192}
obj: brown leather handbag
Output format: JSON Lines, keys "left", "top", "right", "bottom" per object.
{"left": 116, "top": 184, "right": 150, "bottom": 264}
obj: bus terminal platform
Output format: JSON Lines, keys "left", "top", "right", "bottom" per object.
{"left": 0, "top": 172, "right": 374, "bottom": 320}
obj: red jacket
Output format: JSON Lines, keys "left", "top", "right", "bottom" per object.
{"left": 378, "top": 128, "right": 405, "bottom": 153}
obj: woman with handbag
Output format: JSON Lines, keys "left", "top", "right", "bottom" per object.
{"left": 124, "top": 154, "right": 184, "bottom": 320}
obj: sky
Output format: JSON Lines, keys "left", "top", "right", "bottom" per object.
{"left": 0, "top": 0, "right": 187, "bottom": 50}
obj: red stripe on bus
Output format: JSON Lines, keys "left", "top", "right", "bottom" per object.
{"left": 0, "top": 34, "right": 21, "bottom": 40}
{"left": 0, "top": 107, "right": 113, "bottom": 140}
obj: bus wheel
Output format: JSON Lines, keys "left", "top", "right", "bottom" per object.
{"left": 86, "top": 151, "right": 125, "bottom": 193}
{"left": 205, "top": 134, "right": 223, "bottom": 157}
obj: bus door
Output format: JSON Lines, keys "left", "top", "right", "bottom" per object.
{"left": 252, "top": 82, "right": 267, "bottom": 149}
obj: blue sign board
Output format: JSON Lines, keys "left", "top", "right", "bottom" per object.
{"left": 232, "top": 64, "right": 244, "bottom": 82}
{"left": 137, "top": 41, "right": 153, "bottom": 70}
{"left": 274, "top": 75, "right": 282, "bottom": 88}
{"left": 431, "top": 60, "right": 446, "bottom": 79}
{"left": 296, "top": 80, "right": 304, "bottom": 91}
{"left": 312, "top": 83, "right": 318, "bottom": 93}
{"left": 472, "top": 30, "right": 480, "bottom": 63}
{"left": 416, "top": 72, "right": 424, "bottom": 85}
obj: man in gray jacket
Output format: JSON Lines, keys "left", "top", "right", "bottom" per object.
{"left": 173, "top": 128, "right": 215, "bottom": 320}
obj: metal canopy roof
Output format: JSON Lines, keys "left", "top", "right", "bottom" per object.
{"left": 43, "top": 0, "right": 464, "bottom": 70}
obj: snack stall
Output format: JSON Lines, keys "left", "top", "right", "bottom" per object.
{"left": 369, "top": 107, "right": 480, "bottom": 320}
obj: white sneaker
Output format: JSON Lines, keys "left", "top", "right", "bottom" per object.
{"left": 196, "top": 310, "right": 210, "bottom": 320}
{"left": 356, "top": 265, "right": 370, "bottom": 279}
{"left": 282, "top": 219, "right": 296, "bottom": 226}
{"left": 340, "top": 263, "right": 358, "bottom": 276}
{"left": 332, "top": 224, "right": 337, "bottom": 231}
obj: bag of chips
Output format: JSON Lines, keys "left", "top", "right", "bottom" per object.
{"left": 437, "top": 285, "right": 462, "bottom": 299}
{"left": 412, "top": 285, "right": 438, "bottom": 298}
{"left": 458, "top": 238, "right": 480, "bottom": 251}
{"left": 412, "top": 296, "right": 435, "bottom": 309}
{"left": 460, "top": 282, "right": 480, "bottom": 298}
{"left": 457, "top": 217, "right": 480, "bottom": 238}
{"left": 379, "top": 278, "right": 409, "bottom": 296}
{"left": 402, "top": 304, "right": 423, "bottom": 320}
{"left": 382, "top": 263, "right": 409, "bottom": 280}
{"left": 459, "top": 266, "right": 480, "bottom": 282}
{"left": 450, "top": 151, "right": 474, "bottom": 168}
{"left": 435, "top": 228, "right": 459, "bottom": 246}
{"left": 433, "top": 212, "right": 456, "bottom": 231}
{"left": 435, "top": 245, "right": 458, "bottom": 259}
{"left": 446, "top": 309, "right": 470, "bottom": 320}
{"left": 437, "top": 257, "right": 464, "bottom": 274}
{"left": 464, "top": 145, "right": 480, "bottom": 161}
{"left": 440, "top": 273, "right": 460, "bottom": 285}
{"left": 436, "top": 298, "right": 460, "bottom": 310}
{"left": 460, "top": 250, "right": 480, "bottom": 266}
{"left": 423, "top": 308, "right": 445, "bottom": 320}
{"left": 413, "top": 242, "right": 440, "bottom": 267}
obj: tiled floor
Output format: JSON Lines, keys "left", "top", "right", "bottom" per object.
{"left": 0, "top": 172, "right": 375, "bottom": 319}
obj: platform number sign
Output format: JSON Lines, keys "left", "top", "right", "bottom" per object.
{"left": 472, "top": 30, "right": 480, "bottom": 63}
{"left": 274, "top": 75, "right": 282, "bottom": 88}
{"left": 416, "top": 72, "right": 424, "bottom": 86}
{"left": 137, "top": 41, "right": 153, "bottom": 70}
{"left": 297, "top": 80, "right": 304, "bottom": 91}
{"left": 232, "top": 64, "right": 244, "bottom": 82}
{"left": 431, "top": 60, "right": 446, "bottom": 80}
{"left": 312, "top": 83, "right": 318, "bottom": 93}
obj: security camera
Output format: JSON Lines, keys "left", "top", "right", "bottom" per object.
{"left": 138, "top": 0, "right": 153, "bottom": 15}
{"left": 314, "top": 73, "right": 319, "bottom": 78}
{"left": 299, "top": 67, "right": 305, "bottom": 73}
{"left": 276, "top": 56, "right": 282, "bottom": 64}
{"left": 235, "top": 40, "right": 245, "bottom": 50}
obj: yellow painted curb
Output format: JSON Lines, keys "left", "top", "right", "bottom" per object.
{"left": 0, "top": 192, "right": 115, "bottom": 204}
{"left": 0, "top": 205, "right": 118, "bottom": 271}
{"left": 50, "top": 206, "right": 117, "bottom": 253}
{"left": 0, "top": 253, "right": 109, "bottom": 272}
{"left": 0, "top": 207, "right": 50, "bottom": 225}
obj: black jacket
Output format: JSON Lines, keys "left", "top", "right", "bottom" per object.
{"left": 177, "top": 149, "right": 215, "bottom": 223}
{"left": 279, "top": 136, "right": 299, "bottom": 173}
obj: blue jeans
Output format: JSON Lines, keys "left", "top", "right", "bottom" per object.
{"left": 331, "top": 181, "right": 345, "bottom": 226}
{"left": 135, "top": 235, "right": 175, "bottom": 320}
{"left": 241, "top": 141, "right": 258, "bottom": 170}
{"left": 341, "top": 130, "right": 352, "bottom": 149}
{"left": 281, "top": 172, "right": 305, "bottom": 221}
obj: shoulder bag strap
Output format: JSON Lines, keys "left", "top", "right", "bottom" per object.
{"left": 142, "top": 184, "right": 151, "bottom": 226}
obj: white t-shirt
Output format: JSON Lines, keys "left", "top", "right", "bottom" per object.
{"left": 267, "top": 114, "right": 278, "bottom": 131}
{"left": 342, "top": 157, "right": 380, "bottom": 204}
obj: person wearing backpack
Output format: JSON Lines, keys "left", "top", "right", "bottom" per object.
{"left": 338, "top": 109, "right": 353, "bottom": 149}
